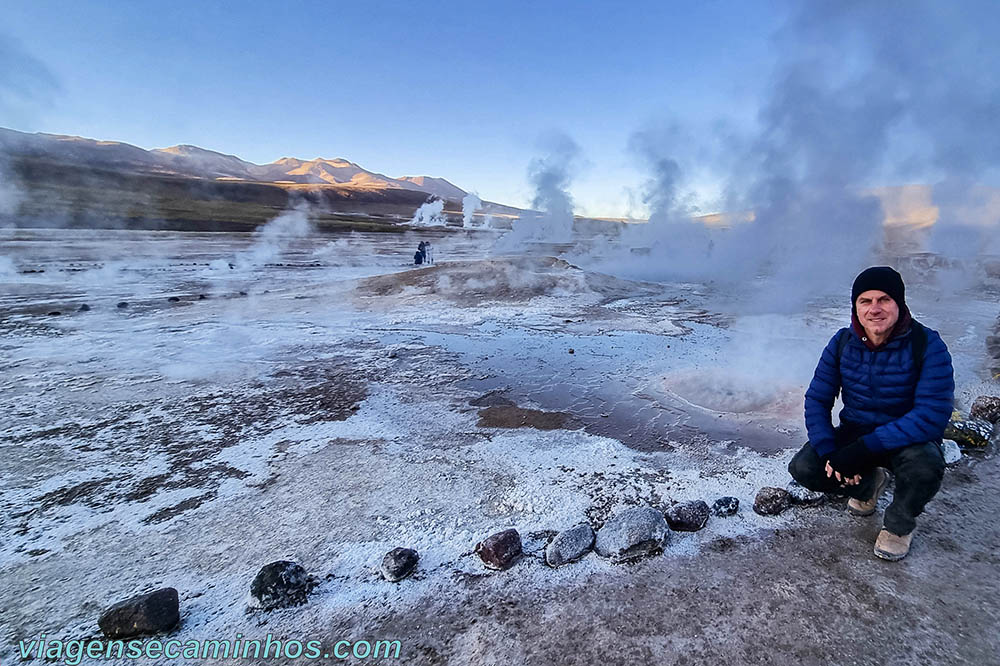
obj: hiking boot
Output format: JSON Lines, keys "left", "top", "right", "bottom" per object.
{"left": 847, "top": 468, "right": 888, "bottom": 517}
{"left": 874, "top": 529, "right": 914, "bottom": 561}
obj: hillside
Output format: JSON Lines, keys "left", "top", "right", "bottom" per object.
{"left": 0, "top": 128, "right": 466, "bottom": 198}
{"left": 0, "top": 127, "right": 528, "bottom": 232}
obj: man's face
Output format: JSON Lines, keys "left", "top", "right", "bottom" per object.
{"left": 855, "top": 289, "right": 900, "bottom": 338}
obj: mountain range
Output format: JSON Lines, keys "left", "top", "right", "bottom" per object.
{"left": 0, "top": 127, "right": 471, "bottom": 202}
{"left": 0, "top": 127, "right": 537, "bottom": 232}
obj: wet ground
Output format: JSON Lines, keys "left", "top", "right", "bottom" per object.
{"left": 1, "top": 226, "right": 998, "bottom": 665}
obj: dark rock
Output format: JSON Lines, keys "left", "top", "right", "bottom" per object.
{"left": 98, "top": 588, "right": 179, "bottom": 639}
{"left": 198, "top": 294, "right": 207, "bottom": 300}
{"left": 711, "top": 496, "right": 740, "bottom": 517}
{"left": 248, "top": 561, "right": 318, "bottom": 610}
{"left": 970, "top": 396, "right": 1000, "bottom": 424}
{"left": 787, "top": 481, "right": 826, "bottom": 505}
{"left": 116, "top": 301, "right": 128, "bottom": 309}
{"left": 987, "top": 335, "right": 1000, "bottom": 355}
{"left": 47, "top": 311, "right": 62, "bottom": 316}
{"left": 239, "top": 291, "right": 248, "bottom": 296}
{"left": 475, "top": 529, "right": 522, "bottom": 570}
{"left": 78, "top": 303, "right": 90, "bottom": 312}
{"left": 167, "top": 296, "right": 180, "bottom": 302}
{"left": 545, "top": 524, "right": 595, "bottom": 567}
{"left": 568, "top": 348, "right": 575, "bottom": 354}
{"left": 944, "top": 418, "right": 993, "bottom": 448}
{"left": 594, "top": 507, "right": 668, "bottom": 563}
{"left": 380, "top": 548, "right": 418, "bottom": 582}
{"left": 665, "top": 500, "right": 710, "bottom": 532}
{"left": 753, "top": 487, "right": 791, "bottom": 516}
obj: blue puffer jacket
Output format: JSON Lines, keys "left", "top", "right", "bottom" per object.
{"left": 804, "top": 320, "right": 955, "bottom": 457}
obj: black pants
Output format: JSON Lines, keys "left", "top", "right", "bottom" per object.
{"left": 788, "top": 423, "right": 945, "bottom": 536}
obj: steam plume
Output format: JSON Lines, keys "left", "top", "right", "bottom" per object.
{"left": 462, "top": 193, "right": 482, "bottom": 227}
{"left": 410, "top": 198, "right": 447, "bottom": 227}
{"left": 498, "top": 131, "right": 581, "bottom": 248}
{"left": 598, "top": 0, "right": 1000, "bottom": 310}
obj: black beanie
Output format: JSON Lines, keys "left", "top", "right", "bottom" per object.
{"left": 851, "top": 266, "right": 905, "bottom": 313}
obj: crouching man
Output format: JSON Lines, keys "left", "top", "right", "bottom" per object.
{"left": 789, "top": 266, "right": 954, "bottom": 560}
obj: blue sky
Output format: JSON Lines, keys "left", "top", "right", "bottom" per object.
{"left": 5, "top": 2, "right": 785, "bottom": 216}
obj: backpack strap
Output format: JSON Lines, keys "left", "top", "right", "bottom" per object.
{"left": 836, "top": 328, "right": 851, "bottom": 365}
{"left": 910, "top": 319, "right": 927, "bottom": 380}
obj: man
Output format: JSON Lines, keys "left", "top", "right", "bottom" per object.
{"left": 789, "top": 266, "right": 954, "bottom": 560}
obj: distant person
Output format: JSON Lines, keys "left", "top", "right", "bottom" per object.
{"left": 417, "top": 241, "right": 427, "bottom": 266}
{"left": 413, "top": 248, "right": 424, "bottom": 265}
{"left": 424, "top": 240, "right": 433, "bottom": 264}
{"left": 788, "top": 266, "right": 954, "bottom": 561}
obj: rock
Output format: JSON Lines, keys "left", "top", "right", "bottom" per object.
{"left": 475, "top": 529, "right": 522, "bottom": 570}
{"left": 568, "top": 348, "right": 575, "bottom": 354}
{"left": 248, "top": 561, "right": 318, "bottom": 610}
{"left": 987, "top": 335, "right": 1000, "bottom": 355}
{"left": 664, "top": 500, "right": 710, "bottom": 532}
{"left": 594, "top": 507, "right": 668, "bottom": 563}
{"left": 944, "top": 418, "right": 994, "bottom": 448}
{"left": 970, "top": 396, "right": 1000, "bottom": 424}
{"left": 940, "top": 439, "right": 962, "bottom": 465}
{"left": 47, "top": 311, "right": 61, "bottom": 316}
{"left": 167, "top": 296, "right": 180, "bottom": 302}
{"left": 78, "top": 304, "right": 90, "bottom": 312}
{"left": 380, "top": 547, "right": 418, "bottom": 582}
{"left": 753, "top": 487, "right": 791, "bottom": 516}
{"left": 98, "top": 588, "right": 179, "bottom": 639}
{"left": 711, "top": 496, "right": 740, "bottom": 517}
{"left": 786, "top": 481, "right": 826, "bottom": 505}
{"left": 239, "top": 291, "right": 248, "bottom": 296}
{"left": 545, "top": 524, "right": 595, "bottom": 567}
{"left": 116, "top": 301, "right": 128, "bottom": 309}
{"left": 198, "top": 294, "right": 207, "bottom": 300}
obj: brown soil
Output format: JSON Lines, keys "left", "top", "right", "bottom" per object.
{"left": 476, "top": 406, "right": 580, "bottom": 431}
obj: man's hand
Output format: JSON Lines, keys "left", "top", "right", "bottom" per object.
{"left": 825, "top": 460, "right": 861, "bottom": 486}
{"left": 825, "top": 439, "right": 872, "bottom": 478}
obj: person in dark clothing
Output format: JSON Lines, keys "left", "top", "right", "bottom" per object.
{"left": 789, "top": 266, "right": 954, "bottom": 560}
{"left": 413, "top": 249, "right": 423, "bottom": 265}
{"left": 417, "top": 241, "right": 427, "bottom": 265}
